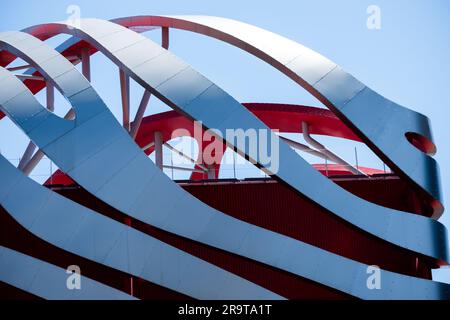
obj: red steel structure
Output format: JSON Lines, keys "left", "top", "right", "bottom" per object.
{"left": 1, "top": 103, "right": 438, "bottom": 299}
{"left": 0, "top": 15, "right": 447, "bottom": 300}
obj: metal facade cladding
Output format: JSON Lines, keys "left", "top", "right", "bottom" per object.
{"left": 0, "top": 16, "right": 447, "bottom": 299}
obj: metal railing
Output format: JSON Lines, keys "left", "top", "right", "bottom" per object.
{"left": 4, "top": 142, "right": 392, "bottom": 184}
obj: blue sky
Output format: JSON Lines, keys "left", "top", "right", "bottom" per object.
{"left": 1, "top": 0, "right": 450, "bottom": 283}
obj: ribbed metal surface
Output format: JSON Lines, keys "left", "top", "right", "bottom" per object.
{"left": 0, "top": 16, "right": 447, "bottom": 299}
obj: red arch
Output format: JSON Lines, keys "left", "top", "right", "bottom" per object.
{"left": 45, "top": 103, "right": 382, "bottom": 185}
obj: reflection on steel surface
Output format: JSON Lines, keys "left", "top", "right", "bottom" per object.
{"left": 0, "top": 246, "right": 136, "bottom": 300}
{"left": 0, "top": 154, "right": 281, "bottom": 300}
{"left": 15, "top": 19, "right": 446, "bottom": 261}
{"left": 18, "top": 19, "right": 448, "bottom": 261}
{"left": 0, "top": 16, "right": 447, "bottom": 299}
{"left": 113, "top": 15, "right": 442, "bottom": 215}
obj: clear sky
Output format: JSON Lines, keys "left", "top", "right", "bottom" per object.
{"left": 1, "top": 0, "right": 450, "bottom": 283}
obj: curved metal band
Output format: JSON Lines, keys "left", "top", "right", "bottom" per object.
{"left": 116, "top": 15, "right": 443, "bottom": 216}
{"left": 0, "top": 30, "right": 448, "bottom": 299}
{"left": 0, "top": 245, "right": 136, "bottom": 300}
{"left": 0, "top": 154, "right": 280, "bottom": 300}
{"left": 127, "top": 104, "right": 384, "bottom": 180}
{"left": 39, "top": 16, "right": 443, "bottom": 215}
{"left": 1, "top": 155, "right": 449, "bottom": 300}
{"left": 16, "top": 20, "right": 448, "bottom": 263}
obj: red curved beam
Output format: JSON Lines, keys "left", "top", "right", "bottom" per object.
{"left": 0, "top": 18, "right": 440, "bottom": 218}
{"left": 46, "top": 103, "right": 381, "bottom": 185}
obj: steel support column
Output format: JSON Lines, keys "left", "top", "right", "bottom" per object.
{"left": 154, "top": 131, "right": 163, "bottom": 170}
{"left": 81, "top": 47, "right": 91, "bottom": 81}
{"left": 119, "top": 68, "right": 130, "bottom": 131}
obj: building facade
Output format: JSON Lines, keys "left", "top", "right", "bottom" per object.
{"left": 0, "top": 16, "right": 448, "bottom": 300}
